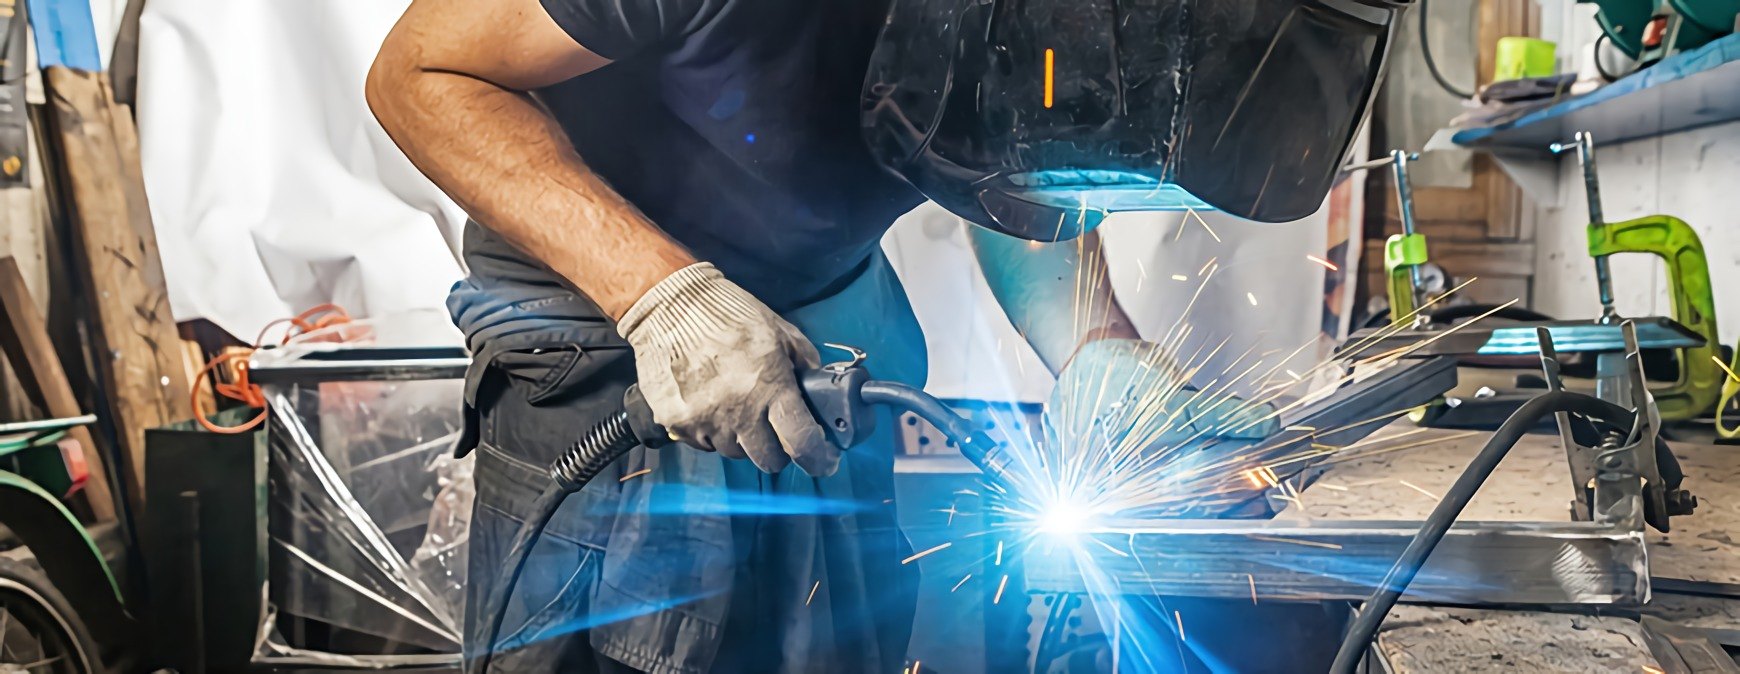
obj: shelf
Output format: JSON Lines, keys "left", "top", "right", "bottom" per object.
{"left": 1452, "top": 34, "right": 1740, "bottom": 153}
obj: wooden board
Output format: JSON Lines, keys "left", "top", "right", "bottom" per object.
{"left": 38, "top": 67, "right": 188, "bottom": 512}
{"left": 0, "top": 255, "right": 113, "bottom": 520}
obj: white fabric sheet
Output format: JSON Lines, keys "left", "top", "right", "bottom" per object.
{"left": 138, "top": 1, "right": 468, "bottom": 343}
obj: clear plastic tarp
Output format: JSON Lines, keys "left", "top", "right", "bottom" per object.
{"left": 251, "top": 311, "right": 471, "bottom": 663}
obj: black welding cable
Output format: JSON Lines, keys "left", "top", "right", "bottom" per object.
{"left": 1418, "top": 0, "right": 1476, "bottom": 99}
{"left": 1327, "top": 390, "right": 1633, "bottom": 674}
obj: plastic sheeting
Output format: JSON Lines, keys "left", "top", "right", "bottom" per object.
{"left": 254, "top": 322, "right": 470, "bottom": 659}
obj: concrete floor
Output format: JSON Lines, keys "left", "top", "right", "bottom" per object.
{"left": 1279, "top": 422, "right": 1740, "bottom": 672}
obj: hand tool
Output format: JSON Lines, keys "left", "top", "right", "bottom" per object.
{"left": 1344, "top": 150, "right": 1448, "bottom": 329}
{"left": 475, "top": 346, "right": 1009, "bottom": 672}
{"left": 1551, "top": 132, "right": 1724, "bottom": 423}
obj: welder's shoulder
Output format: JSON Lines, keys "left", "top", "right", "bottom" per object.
{"left": 537, "top": 0, "right": 733, "bottom": 61}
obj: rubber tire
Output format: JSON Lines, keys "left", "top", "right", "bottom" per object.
{"left": 0, "top": 553, "right": 103, "bottom": 673}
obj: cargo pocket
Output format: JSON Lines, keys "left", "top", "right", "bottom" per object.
{"left": 494, "top": 345, "right": 586, "bottom": 405}
{"left": 491, "top": 334, "right": 632, "bottom": 407}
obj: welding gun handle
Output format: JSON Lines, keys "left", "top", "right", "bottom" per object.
{"left": 620, "top": 366, "right": 880, "bottom": 452}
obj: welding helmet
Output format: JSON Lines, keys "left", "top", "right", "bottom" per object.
{"left": 863, "top": 0, "right": 1411, "bottom": 241}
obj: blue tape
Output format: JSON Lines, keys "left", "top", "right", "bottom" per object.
{"left": 25, "top": 0, "right": 102, "bottom": 71}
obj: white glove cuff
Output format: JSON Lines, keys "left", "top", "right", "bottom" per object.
{"left": 617, "top": 262, "right": 762, "bottom": 350}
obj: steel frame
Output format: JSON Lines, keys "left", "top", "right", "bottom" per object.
{"left": 1024, "top": 323, "right": 1676, "bottom": 608}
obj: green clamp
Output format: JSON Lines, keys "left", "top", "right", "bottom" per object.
{"left": 1384, "top": 233, "right": 1429, "bottom": 273}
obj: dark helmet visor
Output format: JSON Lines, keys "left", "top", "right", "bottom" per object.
{"left": 863, "top": 0, "right": 1410, "bottom": 240}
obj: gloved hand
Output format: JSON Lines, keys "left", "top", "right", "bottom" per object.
{"left": 618, "top": 262, "right": 834, "bottom": 476}
{"left": 1044, "top": 339, "right": 1279, "bottom": 452}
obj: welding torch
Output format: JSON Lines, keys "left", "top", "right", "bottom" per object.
{"left": 475, "top": 355, "right": 1009, "bottom": 672}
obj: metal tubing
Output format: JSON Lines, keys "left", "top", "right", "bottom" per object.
{"left": 1019, "top": 519, "right": 1648, "bottom": 605}
{"left": 1340, "top": 316, "right": 1703, "bottom": 358}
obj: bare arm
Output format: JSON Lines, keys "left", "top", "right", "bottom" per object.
{"left": 969, "top": 227, "right": 1139, "bottom": 373}
{"left": 366, "top": 0, "right": 692, "bottom": 319}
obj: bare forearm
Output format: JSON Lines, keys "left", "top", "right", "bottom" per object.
{"left": 367, "top": 62, "right": 692, "bottom": 318}
{"left": 969, "top": 227, "right": 1138, "bottom": 372}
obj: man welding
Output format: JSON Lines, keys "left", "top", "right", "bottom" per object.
{"left": 368, "top": 0, "right": 1404, "bottom": 671}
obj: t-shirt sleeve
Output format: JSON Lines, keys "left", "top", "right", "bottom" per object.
{"left": 540, "top": 0, "right": 715, "bottom": 61}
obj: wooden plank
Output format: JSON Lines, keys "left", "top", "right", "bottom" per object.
{"left": 1475, "top": 0, "right": 1539, "bottom": 240}
{"left": 38, "top": 67, "right": 188, "bottom": 512}
{"left": 0, "top": 255, "right": 115, "bottom": 520}
{"left": 1378, "top": 183, "right": 1491, "bottom": 223}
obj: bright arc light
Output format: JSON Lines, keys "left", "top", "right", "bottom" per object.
{"left": 1035, "top": 499, "right": 1097, "bottom": 537}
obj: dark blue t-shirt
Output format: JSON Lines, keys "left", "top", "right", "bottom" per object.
{"left": 458, "top": 0, "right": 920, "bottom": 322}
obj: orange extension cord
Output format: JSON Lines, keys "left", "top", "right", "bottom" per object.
{"left": 190, "top": 304, "right": 352, "bottom": 434}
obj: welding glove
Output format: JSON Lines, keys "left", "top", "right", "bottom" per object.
{"left": 1045, "top": 339, "right": 1279, "bottom": 452}
{"left": 618, "top": 262, "right": 834, "bottom": 476}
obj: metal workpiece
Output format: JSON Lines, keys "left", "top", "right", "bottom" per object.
{"left": 1342, "top": 316, "right": 1704, "bottom": 358}
{"left": 1026, "top": 323, "right": 1679, "bottom": 610}
{"left": 1019, "top": 519, "right": 1650, "bottom": 605}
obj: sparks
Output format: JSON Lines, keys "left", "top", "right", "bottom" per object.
{"left": 807, "top": 580, "right": 820, "bottom": 606}
{"left": 993, "top": 574, "right": 1010, "bottom": 604}
{"left": 950, "top": 574, "right": 973, "bottom": 593}
{"left": 1187, "top": 209, "right": 1221, "bottom": 243}
{"left": 619, "top": 468, "right": 653, "bottom": 482}
{"left": 1247, "top": 574, "right": 1259, "bottom": 605}
{"left": 1246, "top": 534, "right": 1344, "bottom": 550}
{"left": 1174, "top": 610, "right": 1186, "bottom": 641}
{"left": 1714, "top": 355, "right": 1740, "bottom": 383}
{"left": 1306, "top": 254, "right": 1339, "bottom": 271}
{"left": 1246, "top": 292, "right": 1258, "bottom": 306}
{"left": 1170, "top": 274, "right": 1188, "bottom": 282}
{"left": 901, "top": 542, "right": 952, "bottom": 565}
{"left": 1398, "top": 479, "right": 1441, "bottom": 501}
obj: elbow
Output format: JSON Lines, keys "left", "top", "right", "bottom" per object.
{"left": 365, "top": 43, "right": 417, "bottom": 136}
{"left": 364, "top": 54, "right": 399, "bottom": 128}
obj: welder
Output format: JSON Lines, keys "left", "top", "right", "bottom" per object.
{"left": 366, "top": 0, "right": 1404, "bottom": 671}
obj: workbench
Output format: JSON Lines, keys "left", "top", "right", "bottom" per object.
{"left": 1281, "top": 423, "right": 1740, "bottom": 672}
